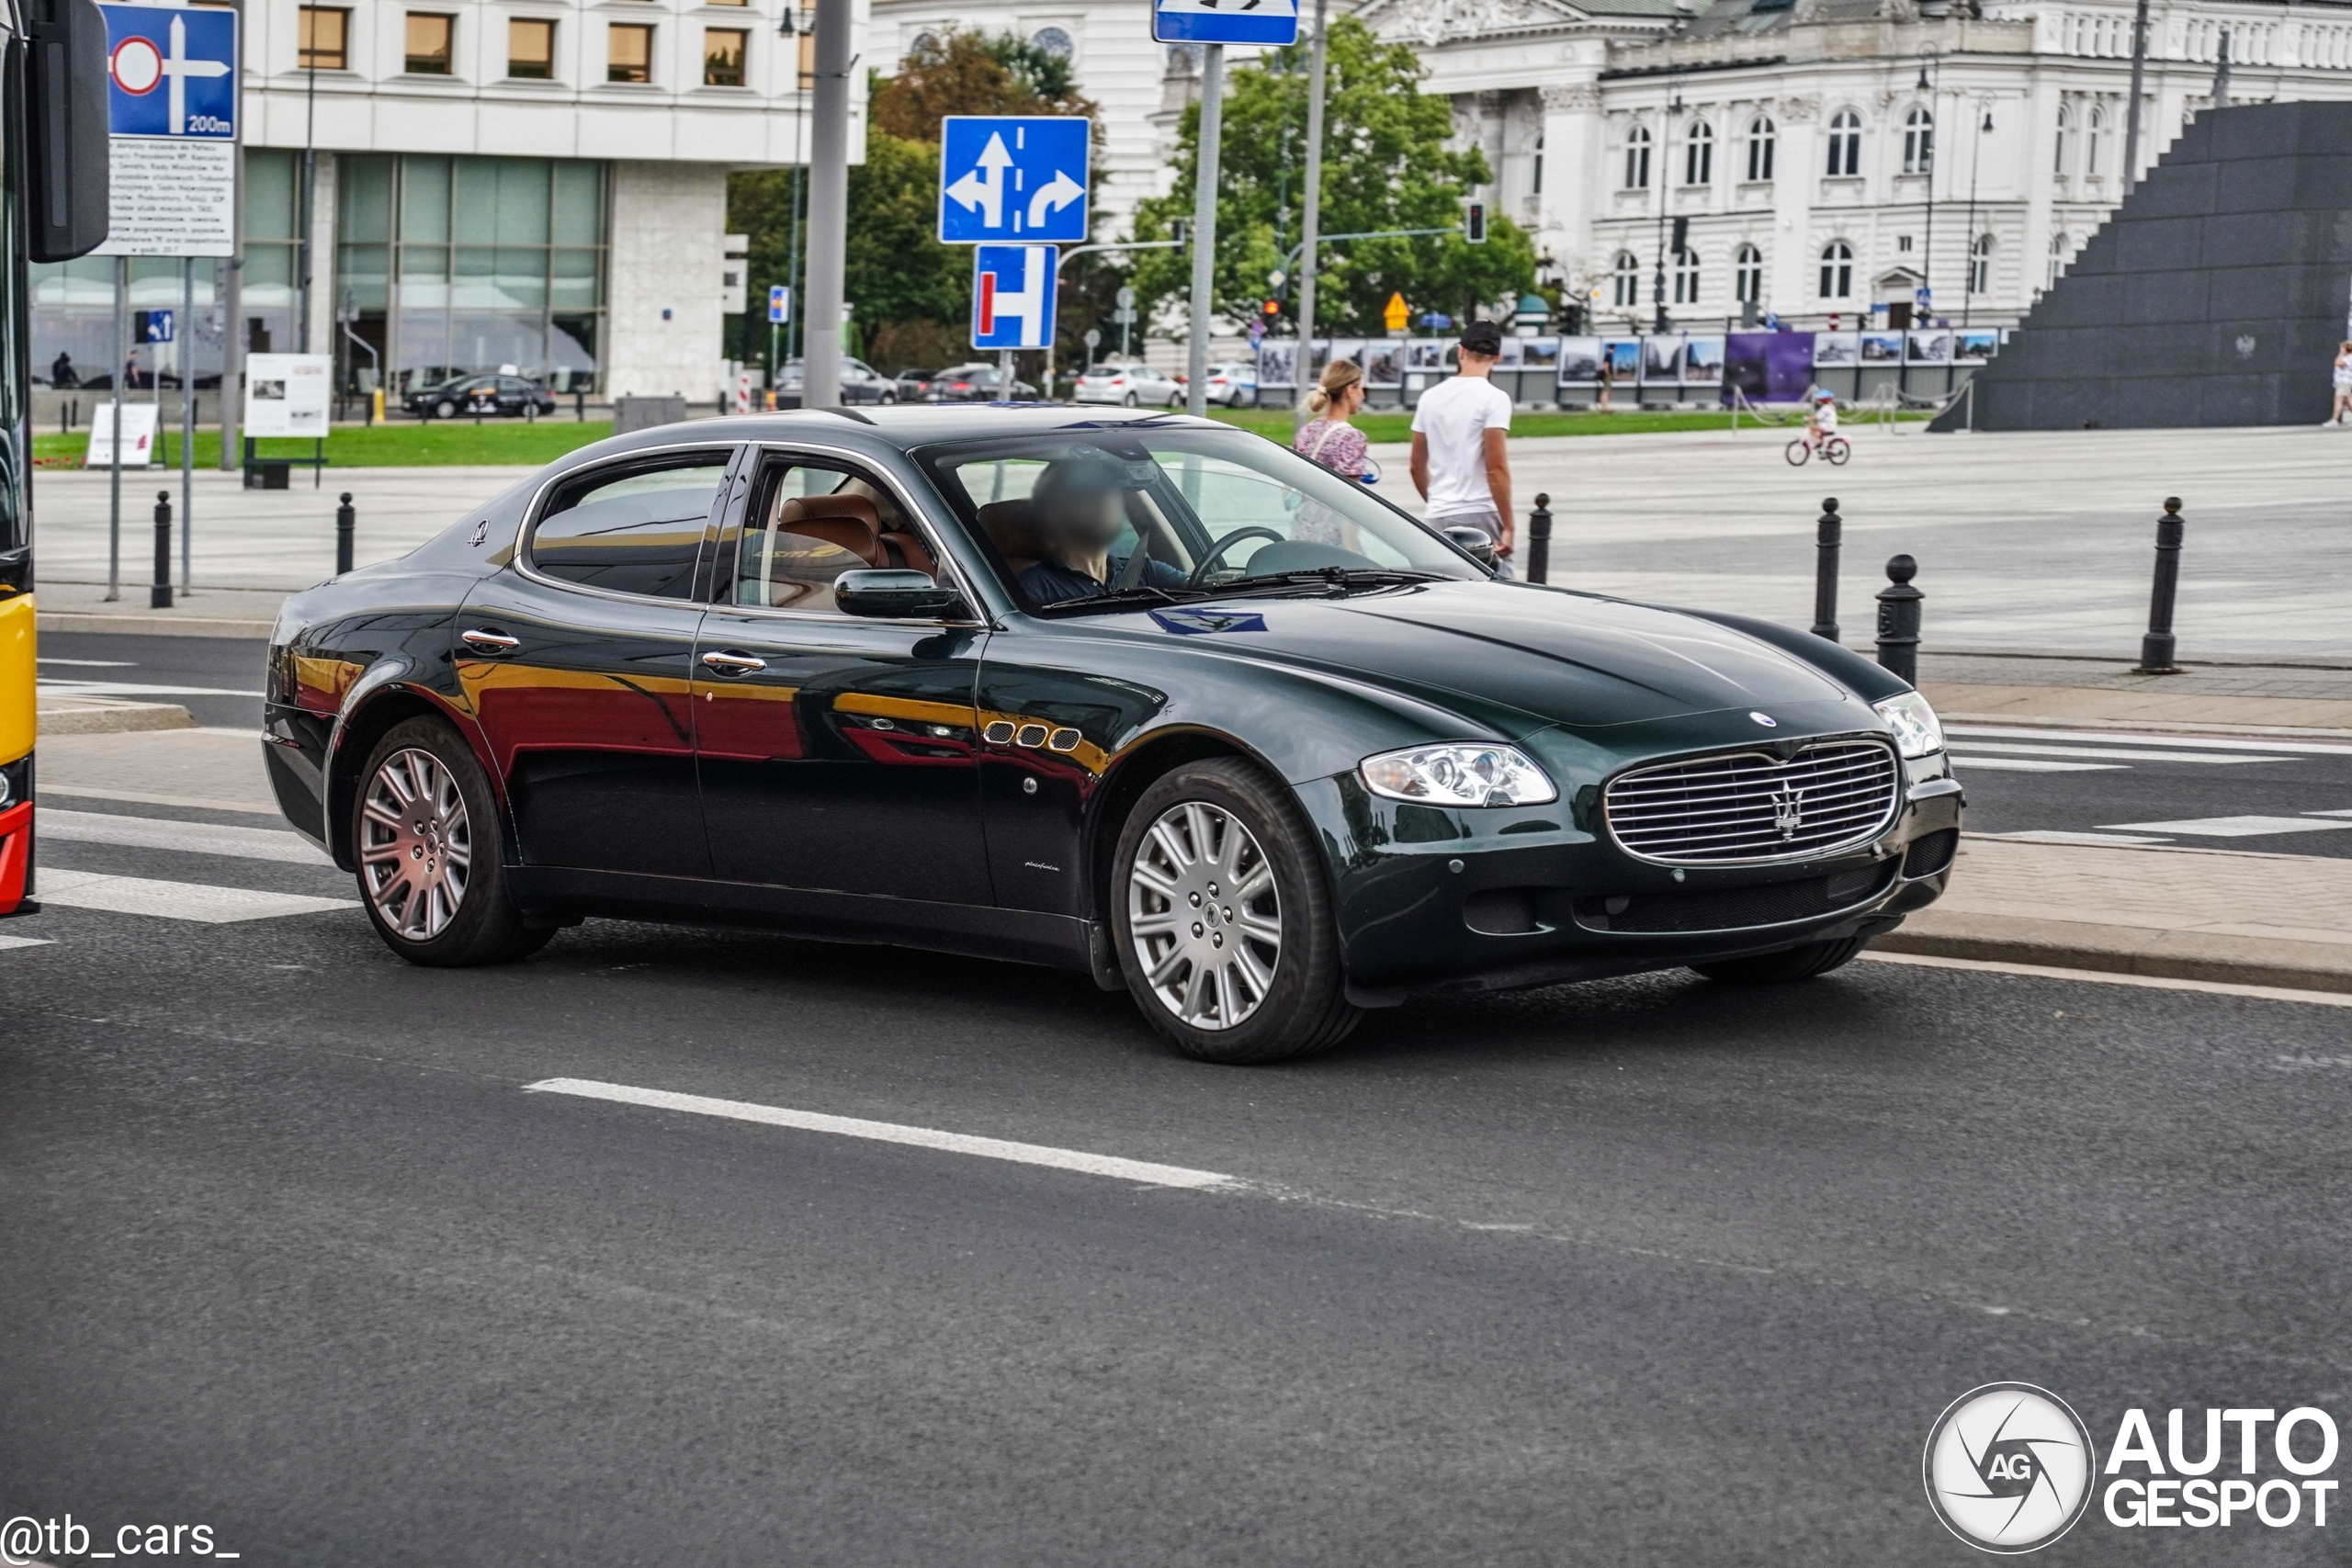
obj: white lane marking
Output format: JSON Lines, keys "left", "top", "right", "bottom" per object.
{"left": 525, "top": 1077, "right": 1239, "bottom": 1191}
{"left": 1948, "top": 741, "right": 2292, "bottom": 765}
{"left": 2096, "top": 815, "right": 2352, "bottom": 838}
{"left": 1863, "top": 951, "right": 2352, "bottom": 1009}
{"left": 38, "top": 784, "right": 283, "bottom": 816}
{"left": 1985, "top": 829, "right": 2175, "bottom": 847}
{"left": 37, "top": 680, "right": 265, "bottom": 697}
{"left": 1945, "top": 725, "right": 2352, "bottom": 758}
{"left": 1950, "top": 757, "right": 2129, "bottom": 773}
{"left": 36, "top": 870, "right": 351, "bottom": 923}
{"left": 37, "top": 657, "right": 136, "bottom": 667}
{"left": 40, "top": 807, "right": 333, "bottom": 865}
{"left": 0, "top": 933, "right": 53, "bottom": 951}
{"left": 2310, "top": 809, "right": 2352, "bottom": 818}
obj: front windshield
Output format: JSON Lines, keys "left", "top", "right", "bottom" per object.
{"left": 916, "top": 426, "right": 1483, "bottom": 613}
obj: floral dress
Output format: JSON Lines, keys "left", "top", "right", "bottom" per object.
{"left": 1291, "top": 419, "right": 1370, "bottom": 546}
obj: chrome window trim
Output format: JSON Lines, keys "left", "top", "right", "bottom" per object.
{"left": 513, "top": 438, "right": 746, "bottom": 610}
{"left": 1600, "top": 732, "right": 1902, "bottom": 869}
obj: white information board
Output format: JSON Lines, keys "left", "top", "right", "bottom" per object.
{"left": 243, "top": 354, "right": 333, "bottom": 437}
{"left": 86, "top": 401, "right": 160, "bottom": 468}
{"left": 96, "top": 140, "right": 236, "bottom": 257}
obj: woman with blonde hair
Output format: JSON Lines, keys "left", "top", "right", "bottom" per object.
{"left": 1294, "top": 358, "right": 1370, "bottom": 479}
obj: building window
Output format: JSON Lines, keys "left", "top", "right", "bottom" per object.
{"left": 1903, "top": 106, "right": 1934, "bottom": 175}
{"left": 607, "top": 23, "right": 651, "bottom": 83}
{"left": 1623, "top": 124, "right": 1651, "bottom": 189}
{"left": 299, "top": 6, "right": 349, "bottom": 69}
{"left": 1746, "top": 116, "right": 1775, "bottom": 181}
{"left": 2052, "top": 102, "right": 2072, "bottom": 175}
{"left": 703, "top": 28, "right": 745, "bottom": 85}
{"left": 1969, "top": 232, "right": 1993, "bottom": 294}
{"left": 1030, "top": 26, "right": 1073, "bottom": 58}
{"left": 2086, "top": 104, "right": 2109, "bottom": 175}
{"left": 1684, "top": 119, "right": 1713, "bottom": 186}
{"left": 334, "top": 154, "right": 609, "bottom": 396}
{"left": 1611, "top": 250, "right": 1640, "bottom": 308}
{"left": 1826, "top": 109, "right": 1860, "bottom": 176}
{"left": 1532, "top": 132, "right": 1544, "bottom": 197}
{"left": 1819, "top": 240, "right": 1853, "bottom": 299}
{"left": 2046, "top": 231, "right": 2067, "bottom": 289}
{"left": 1735, "top": 243, "right": 1763, "bottom": 303}
{"left": 508, "top": 18, "right": 554, "bottom": 78}
{"left": 403, "top": 12, "right": 453, "bottom": 74}
{"left": 1672, "top": 246, "right": 1700, "bottom": 304}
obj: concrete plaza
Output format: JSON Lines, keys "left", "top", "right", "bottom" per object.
{"left": 29, "top": 422, "right": 2350, "bottom": 661}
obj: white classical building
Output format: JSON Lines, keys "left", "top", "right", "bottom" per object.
{"left": 35, "top": 0, "right": 861, "bottom": 400}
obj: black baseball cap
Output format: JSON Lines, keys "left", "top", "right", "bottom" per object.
{"left": 1457, "top": 320, "right": 1503, "bottom": 355}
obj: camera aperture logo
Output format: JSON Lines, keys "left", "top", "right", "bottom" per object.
{"left": 1924, "top": 1383, "right": 2097, "bottom": 1553}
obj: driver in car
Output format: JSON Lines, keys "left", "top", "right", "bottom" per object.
{"left": 1019, "top": 451, "right": 1191, "bottom": 606}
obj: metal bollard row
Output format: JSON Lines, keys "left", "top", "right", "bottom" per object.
{"left": 335, "top": 492, "right": 356, "bottom": 577}
{"left": 1525, "top": 493, "right": 1552, "bottom": 584}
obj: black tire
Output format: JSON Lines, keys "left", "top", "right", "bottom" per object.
{"left": 1122, "top": 390, "right": 1139, "bottom": 408}
{"left": 434, "top": 399, "right": 457, "bottom": 419}
{"left": 1782, "top": 438, "right": 1809, "bottom": 466}
{"left": 1690, "top": 934, "right": 1868, "bottom": 985}
{"left": 1825, "top": 437, "right": 1851, "bottom": 466}
{"left": 1109, "top": 758, "right": 1360, "bottom": 1064}
{"left": 353, "top": 716, "right": 549, "bottom": 966}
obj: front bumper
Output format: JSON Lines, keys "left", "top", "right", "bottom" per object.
{"left": 1304, "top": 752, "right": 1964, "bottom": 1005}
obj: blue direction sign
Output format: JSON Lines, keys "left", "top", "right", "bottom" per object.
{"left": 938, "top": 117, "right": 1089, "bottom": 244}
{"left": 1152, "top": 0, "right": 1299, "bottom": 46}
{"left": 768, "top": 284, "right": 792, "bottom": 324}
{"left": 141, "top": 310, "right": 175, "bottom": 343}
{"left": 100, "top": 4, "right": 235, "bottom": 138}
{"left": 971, "top": 245, "right": 1057, "bottom": 351}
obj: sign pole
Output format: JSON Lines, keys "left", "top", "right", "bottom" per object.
{"left": 181, "top": 256, "right": 194, "bottom": 590}
{"left": 1294, "top": 0, "right": 1329, "bottom": 432}
{"left": 1184, "top": 44, "right": 1225, "bottom": 420}
{"left": 107, "top": 258, "right": 125, "bottom": 601}
{"left": 800, "top": 0, "right": 851, "bottom": 408}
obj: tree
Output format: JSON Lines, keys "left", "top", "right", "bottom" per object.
{"left": 1127, "top": 19, "right": 1535, "bottom": 338}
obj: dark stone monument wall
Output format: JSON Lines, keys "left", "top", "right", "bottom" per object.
{"left": 1935, "top": 101, "right": 2352, "bottom": 431}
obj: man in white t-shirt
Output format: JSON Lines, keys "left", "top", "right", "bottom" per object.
{"left": 1409, "top": 320, "right": 1515, "bottom": 574}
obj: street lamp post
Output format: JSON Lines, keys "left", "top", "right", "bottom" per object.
{"left": 1652, "top": 85, "right": 1682, "bottom": 335}
{"left": 1962, "top": 100, "right": 1992, "bottom": 330}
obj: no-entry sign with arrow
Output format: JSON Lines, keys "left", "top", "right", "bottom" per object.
{"left": 937, "top": 117, "right": 1090, "bottom": 245}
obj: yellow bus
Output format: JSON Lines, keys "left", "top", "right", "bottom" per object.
{"left": 0, "top": 0, "right": 111, "bottom": 918}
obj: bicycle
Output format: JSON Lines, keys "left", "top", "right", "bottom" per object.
{"left": 1783, "top": 434, "right": 1850, "bottom": 467}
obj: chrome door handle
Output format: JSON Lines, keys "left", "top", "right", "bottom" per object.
{"left": 701, "top": 649, "right": 768, "bottom": 674}
{"left": 459, "top": 628, "right": 520, "bottom": 652}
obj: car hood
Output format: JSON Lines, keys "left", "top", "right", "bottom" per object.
{"left": 1101, "top": 581, "right": 1861, "bottom": 734}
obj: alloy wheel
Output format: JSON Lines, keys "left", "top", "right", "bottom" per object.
{"left": 1127, "top": 800, "right": 1282, "bottom": 1031}
{"left": 360, "top": 747, "right": 473, "bottom": 942}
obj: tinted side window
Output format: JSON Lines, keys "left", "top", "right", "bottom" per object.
{"left": 530, "top": 457, "right": 730, "bottom": 599}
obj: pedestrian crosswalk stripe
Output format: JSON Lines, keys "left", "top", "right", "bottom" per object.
{"left": 35, "top": 870, "right": 351, "bottom": 923}
{"left": 1948, "top": 741, "right": 2292, "bottom": 765}
{"left": 1950, "top": 757, "right": 2127, "bottom": 773}
{"left": 1945, "top": 725, "right": 2352, "bottom": 758}
{"left": 0, "top": 933, "right": 52, "bottom": 951}
{"left": 2095, "top": 815, "right": 2352, "bottom": 839}
{"left": 40, "top": 807, "right": 332, "bottom": 865}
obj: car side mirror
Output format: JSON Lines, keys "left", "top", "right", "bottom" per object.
{"left": 1442, "top": 525, "right": 1498, "bottom": 570}
{"left": 26, "top": 0, "right": 112, "bottom": 263}
{"left": 835, "top": 568, "right": 967, "bottom": 620}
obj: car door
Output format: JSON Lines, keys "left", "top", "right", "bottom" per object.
{"left": 693, "top": 445, "right": 994, "bottom": 906}
{"left": 457, "top": 442, "right": 742, "bottom": 877}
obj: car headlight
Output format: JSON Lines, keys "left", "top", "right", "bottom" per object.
{"left": 1358, "top": 744, "right": 1557, "bottom": 807}
{"left": 1873, "top": 692, "right": 1944, "bottom": 758}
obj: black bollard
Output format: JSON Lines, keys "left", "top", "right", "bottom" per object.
{"left": 150, "top": 491, "right": 174, "bottom": 610}
{"left": 1525, "top": 492, "right": 1553, "bottom": 584}
{"left": 334, "top": 491, "right": 356, "bottom": 576}
{"left": 1811, "top": 496, "right": 1842, "bottom": 642}
{"left": 1875, "top": 555, "right": 1922, "bottom": 682}
{"left": 2137, "top": 496, "right": 2185, "bottom": 674}
{"left": 574, "top": 388, "right": 585, "bottom": 423}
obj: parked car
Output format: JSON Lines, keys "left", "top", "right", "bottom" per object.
{"left": 893, "top": 367, "right": 938, "bottom": 402}
{"left": 1200, "top": 361, "right": 1259, "bottom": 408}
{"left": 262, "top": 407, "right": 1962, "bottom": 1065}
{"left": 403, "top": 374, "right": 557, "bottom": 420}
{"left": 1074, "top": 362, "right": 1182, "bottom": 407}
{"left": 923, "top": 363, "right": 1037, "bottom": 402}
{"left": 774, "top": 356, "right": 899, "bottom": 407}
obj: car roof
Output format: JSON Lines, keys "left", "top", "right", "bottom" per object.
{"left": 552, "top": 406, "right": 1238, "bottom": 466}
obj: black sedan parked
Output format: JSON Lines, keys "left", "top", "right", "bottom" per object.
{"left": 773, "top": 356, "right": 899, "bottom": 407}
{"left": 261, "top": 409, "right": 1960, "bottom": 1063}
{"left": 403, "top": 374, "right": 557, "bottom": 420}
{"left": 925, "top": 363, "right": 1037, "bottom": 401}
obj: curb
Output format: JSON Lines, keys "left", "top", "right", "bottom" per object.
{"left": 39, "top": 612, "right": 275, "bottom": 638}
{"left": 1870, "top": 925, "right": 2352, "bottom": 997}
{"left": 38, "top": 701, "right": 198, "bottom": 736}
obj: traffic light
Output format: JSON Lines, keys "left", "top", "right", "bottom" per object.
{"left": 1464, "top": 202, "right": 1487, "bottom": 244}
{"left": 1262, "top": 299, "right": 1280, "bottom": 317}
{"left": 1172, "top": 218, "right": 1189, "bottom": 251}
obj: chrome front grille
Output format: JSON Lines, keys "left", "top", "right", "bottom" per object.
{"left": 1603, "top": 740, "right": 1901, "bottom": 865}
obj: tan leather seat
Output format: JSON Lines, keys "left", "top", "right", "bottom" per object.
{"left": 978, "top": 499, "right": 1048, "bottom": 577}
{"left": 775, "top": 494, "right": 884, "bottom": 566}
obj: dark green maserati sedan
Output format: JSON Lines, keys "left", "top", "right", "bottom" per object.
{"left": 262, "top": 408, "right": 1961, "bottom": 1063}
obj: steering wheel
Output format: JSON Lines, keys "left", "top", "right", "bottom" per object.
{"left": 1188, "top": 526, "right": 1287, "bottom": 586}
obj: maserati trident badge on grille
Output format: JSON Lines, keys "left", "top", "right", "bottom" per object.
{"left": 1771, "top": 784, "right": 1804, "bottom": 840}
{"left": 1748, "top": 711, "right": 1777, "bottom": 728}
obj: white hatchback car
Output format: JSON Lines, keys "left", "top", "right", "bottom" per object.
{"left": 1200, "top": 361, "right": 1259, "bottom": 407}
{"left": 1074, "top": 363, "right": 1183, "bottom": 407}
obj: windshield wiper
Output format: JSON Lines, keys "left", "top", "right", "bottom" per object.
{"left": 1030, "top": 583, "right": 1214, "bottom": 616}
{"left": 1208, "top": 568, "right": 1455, "bottom": 600}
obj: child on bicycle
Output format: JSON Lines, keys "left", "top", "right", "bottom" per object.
{"left": 1806, "top": 391, "right": 1839, "bottom": 451}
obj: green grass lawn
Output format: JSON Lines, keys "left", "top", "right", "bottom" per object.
{"left": 33, "top": 419, "right": 616, "bottom": 470}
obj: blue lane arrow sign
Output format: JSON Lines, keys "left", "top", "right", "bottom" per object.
{"left": 1152, "top": 0, "right": 1300, "bottom": 47}
{"left": 971, "top": 244, "right": 1057, "bottom": 351}
{"left": 938, "top": 117, "right": 1090, "bottom": 244}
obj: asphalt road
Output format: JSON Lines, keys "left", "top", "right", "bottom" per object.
{"left": 38, "top": 630, "right": 267, "bottom": 730}
{"left": 4, "top": 792, "right": 2350, "bottom": 1564}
